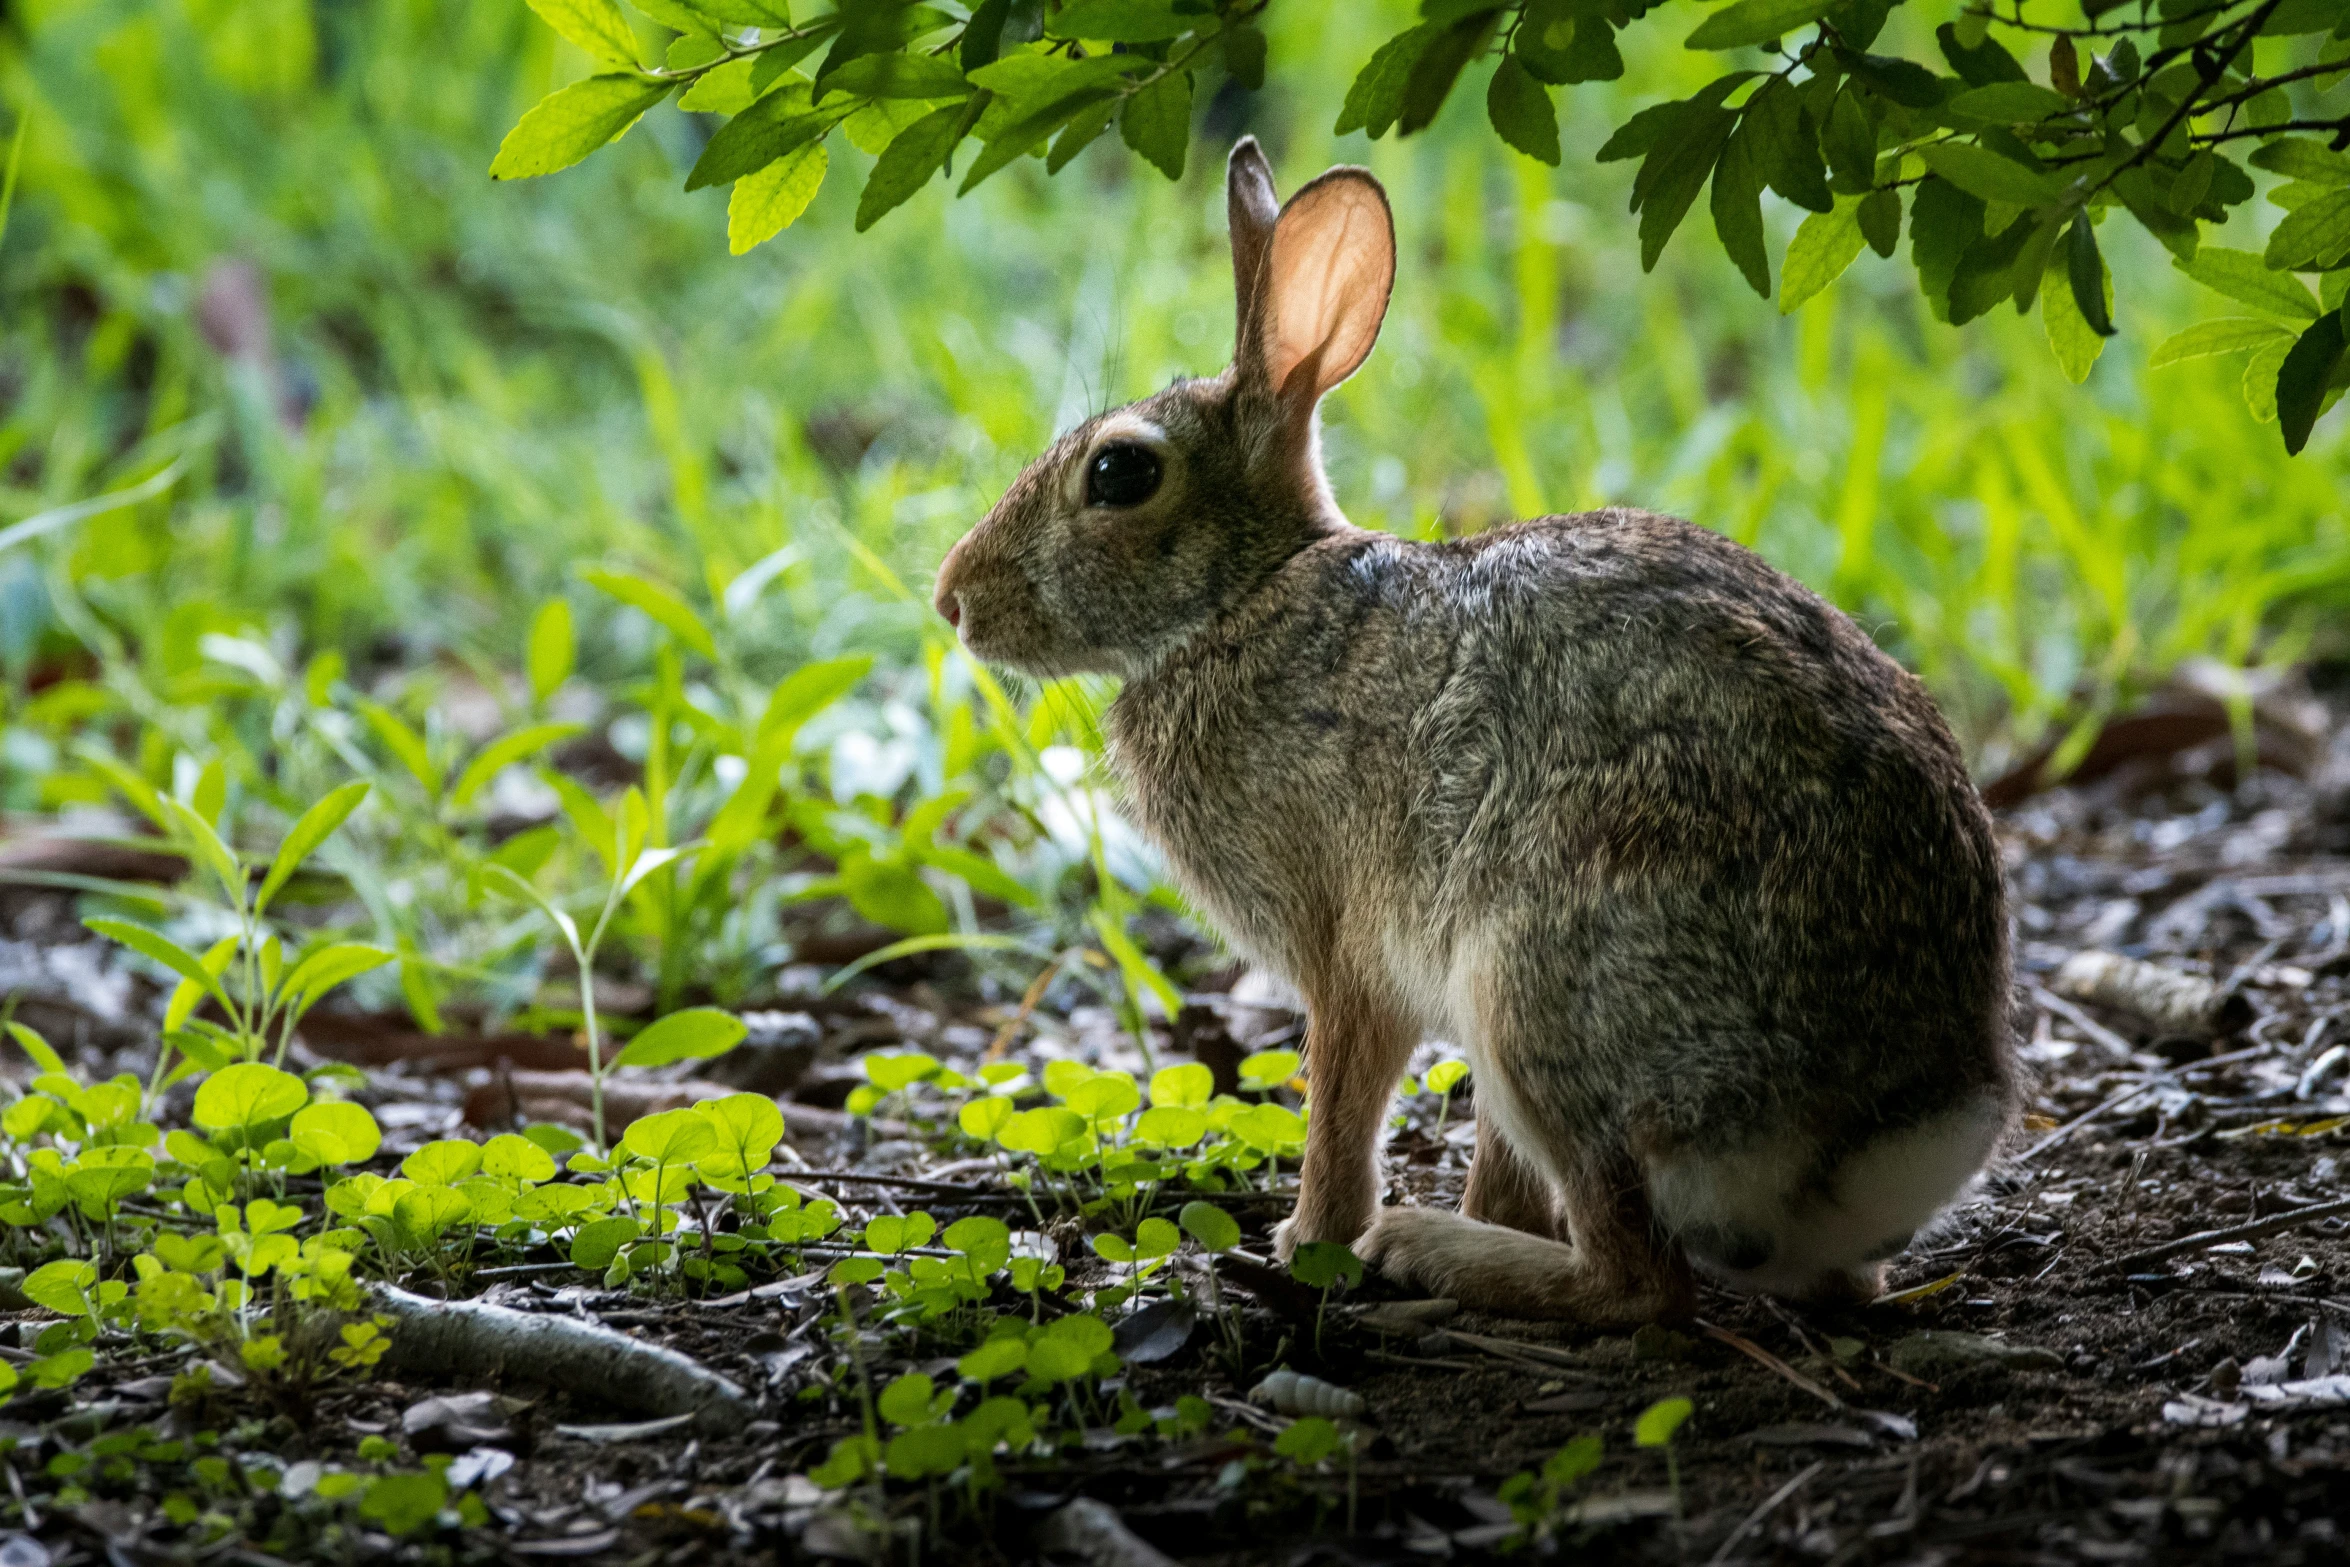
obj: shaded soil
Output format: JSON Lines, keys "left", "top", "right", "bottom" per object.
{"left": 10, "top": 710, "right": 2350, "bottom": 1564}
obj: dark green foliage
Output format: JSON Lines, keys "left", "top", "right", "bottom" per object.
{"left": 493, "top": 0, "right": 2350, "bottom": 449}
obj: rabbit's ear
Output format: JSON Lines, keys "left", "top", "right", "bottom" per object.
{"left": 1227, "top": 137, "right": 1282, "bottom": 356}
{"left": 1253, "top": 168, "right": 1394, "bottom": 407}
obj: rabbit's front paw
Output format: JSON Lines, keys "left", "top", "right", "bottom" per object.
{"left": 1355, "top": 1206, "right": 1482, "bottom": 1296}
{"left": 1273, "top": 1202, "right": 1372, "bottom": 1263}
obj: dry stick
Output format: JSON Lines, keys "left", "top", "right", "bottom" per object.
{"left": 2015, "top": 1029, "right": 2274, "bottom": 1165}
{"left": 1706, "top": 1459, "right": 1826, "bottom": 1567}
{"left": 2108, "top": 1193, "right": 2350, "bottom": 1273}
{"left": 372, "top": 1285, "right": 754, "bottom": 1434}
{"left": 1694, "top": 1320, "right": 1842, "bottom": 1410}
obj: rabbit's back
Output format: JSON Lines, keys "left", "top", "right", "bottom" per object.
{"left": 1113, "top": 507, "right": 2010, "bottom": 1177}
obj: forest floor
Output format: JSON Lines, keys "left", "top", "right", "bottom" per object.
{"left": 10, "top": 678, "right": 2350, "bottom": 1565}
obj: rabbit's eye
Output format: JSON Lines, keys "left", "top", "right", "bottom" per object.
{"left": 1085, "top": 443, "right": 1162, "bottom": 508}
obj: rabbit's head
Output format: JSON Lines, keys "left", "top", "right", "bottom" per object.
{"left": 934, "top": 138, "right": 1394, "bottom": 677}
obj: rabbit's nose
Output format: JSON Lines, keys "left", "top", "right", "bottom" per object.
{"left": 935, "top": 585, "right": 963, "bottom": 629}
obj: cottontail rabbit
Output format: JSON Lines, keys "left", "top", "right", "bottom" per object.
{"left": 933, "top": 139, "right": 2015, "bottom": 1321}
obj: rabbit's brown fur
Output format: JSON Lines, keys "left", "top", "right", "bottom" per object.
{"left": 934, "top": 140, "right": 2016, "bottom": 1322}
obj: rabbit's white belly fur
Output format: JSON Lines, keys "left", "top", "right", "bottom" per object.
{"left": 1376, "top": 917, "right": 2001, "bottom": 1292}
{"left": 1643, "top": 1094, "right": 2004, "bottom": 1293}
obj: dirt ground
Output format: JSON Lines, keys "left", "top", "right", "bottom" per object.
{"left": 10, "top": 679, "right": 2350, "bottom": 1564}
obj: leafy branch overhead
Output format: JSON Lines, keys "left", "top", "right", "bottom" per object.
{"left": 498, "top": 0, "right": 2350, "bottom": 452}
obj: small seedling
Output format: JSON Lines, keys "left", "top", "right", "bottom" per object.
{"left": 1288, "top": 1242, "right": 1364, "bottom": 1354}
{"left": 1633, "top": 1394, "right": 1693, "bottom": 1520}
{"left": 1422, "top": 1059, "right": 1468, "bottom": 1139}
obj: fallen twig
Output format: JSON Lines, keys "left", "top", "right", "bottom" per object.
{"left": 2052, "top": 951, "right": 2251, "bottom": 1037}
{"left": 2108, "top": 1194, "right": 2350, "bottom": 1273}
{"left": 1707, "top": 1459, "right": 1825, "bottom": 1566}
{"left": 1035, "top": 1496, "right": 1179, "bottom": 1567}
{"left": 1695, "top": 1320, "right": 1842, "bottom": 1410}
{"left": 372, "top": 1285, "right": 754, "bottom": 1434}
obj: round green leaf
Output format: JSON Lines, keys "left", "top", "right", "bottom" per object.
{"left": 401, "top": 1139, "right": 483, "bottom": 1186}
{"left": 1149, "top": 1062, "right": 1213, "bottom": 1109}
{"left": 1180, "top": 1200, "right": 1240, "bottom": 1253}
{"left": 1635, "top": 1395, "right": 1694, "bottom": 1447}
{"left": 569, "top": 1215, "right": 640, "bottom": 1269}
{"left": 621, "top": 1107, "right": 721, "bottom": 1165}
{"left": 957, "top": 1336, "right": 1029, "bottom": 1382}
{"left": 481, "top": 1132, "right": 558, "bottom": 1183}
{"left": 290, "top": 1102, "right": 384, "bottom": 1167}
{"left": 192, "top": 1063, "right": 309, "bottom": 1133}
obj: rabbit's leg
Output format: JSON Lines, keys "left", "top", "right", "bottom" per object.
{"left": 1462, "top": 1115, "right": 1563, "bottom": 1239}
{"left": 1359, "top": 1151, "right": 1693, "bottom": 1324}
{"left": 1274, "top": 976, "right": 1415, "bottom": 1258}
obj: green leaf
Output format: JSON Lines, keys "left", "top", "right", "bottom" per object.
{"left": 856, "top": 98, "right": 977, "bottom": 229}
{"left": 525, "top": 0, "right": 641, "bottom": 65}
{"left": 1685, "top": 0, "right": 1835, "bottom": 51}
{"left": 1634, "top": 108, "right": 1735, "bottom": 270}
{"left": 758, "top": 654, "right": 873, "bottom": 745}
{"left": 1290, "top": 1241, "right": 1365, "bottom": 1289}
{"left": 570, "top": 1215, "right": 639, "bottom": 1269}
{"left": 23, "top": 1260, "right": 97, "bottom": 1317}
{"left": 581, "top": 565, "right": 718, "bottom": 659}
{"left": 962, "top": 0, "right": 1011, "bottom": 69}
{"left": 958, "top": 1336, "right": 1028, "bottom": 1382}
{"left": 820, "top": 52, "right": 971, "bottom": 100}
{"left": 728, "top": 143, "right": 828, "bottom": 253}
{"left": 687, "top": 85, "right": 837, "bottom": 192}
{"left": 290, "top": 1102, "right": 383, "bottom": 1166}
{"left": 622, "top": 1106, "right": 721, "bottom": 1164}
{"left": 1336, "top": 25, "right": 1437, "bottom": 138}
{"left": 451, "top": 726, "right": 583, "bottom": 810}
{"left": 1398, "top": 11, "right": 1500, "bottom": 137}
{"left": 1917, "top": 142, "right": 2062, "bottom": 205}
{"left": 254, "top": 784, "right": 364, "bottom": 920}
{"left": 527, "top": 599, "right": 576, "bottom": 703}
{"left": 1745, "top": 77, "right": 1830, "bottom": 212}
{"left": 958, "top": 87, "right": 1118, "bottom": 193}
{"left": 402, "top": 1139, "right": 484, "bottom": 1186}
{"left": 1045, "top": 0, "right": 1188, "bottom": 40}
{"left": 360, "top": 1472, "right": 447, "bottom": 1538}
{"left": 6, "top": 1021, "right": 67, "bottom": 1075}
{"left": 282, "top": 942, "right": 394, "bottom": 1005}
{"left": 612, "top": 1007, "right": 749, "bottom": 1068}
{"left": 1821, "top": 87, "right": 1875, "bottom": 196}
{"left": 193, "top": 1063, "right": 309, "bottom": 1134}
{"left": 878, "top": 1371, "right": 938, "bottom": 1426}
{"left": 357, "top": 700, "right": 441, "bottom": 796}
{"left": 85, "top": 917, "right": 232, "bottom": 1011}
{"left": 1122, "top": 68, "right": 1192, "bottom": 180}
{"left": 1634, "top": 1395, "right": 1694, "bottom": 1446}
{"left": 2251, "top": 137, "right": 2350, "bottom": 187}
{"left": 1779, "top": 195, "right": 1867, "bottom": 313}
{"left": 1179, "top": 1199, "right": 1240, "bottom": 1252}
{"left": 2278, "top": 310, "right": 2347, "bottom": 454}
{"left": 1936, "top": 20, "right": 2026, "bottom": 84}
{"left": 1857, "top": 186, "right": 1902, "bottom": 257}
{"left": 2041, "top": 250, "right": 2110, "bottom": 383}
{"left": 161, "top": 796, "right": 243, "bottom": 905}
{"left": 1710, "top": 118, "right": 1769, "bottom": 296}
{"left": 2266, "top": 188, "right": 2350, "bottom": 270}
{"left": 490, "top": 75, "right": 671, "bottom": 180}
{"left": 1150, "top": 1062, "right": 1213, "bottom": 1109}
{"left": 2064, "top": 215, "right": 2116, "bottom": 338}
{"left": 1223, "top": 23, "right": 1268, "bottom": 89}
{"left": 2177, "top": 246, "right": 2323, "bottom": 320}
{"left": 2148, "top": 317, "right": 2298, "bottom": 367}
{"left": 1486, "top": 56, "right": 1559, "bottom": 166}
{"left": 1945, "top": 82, "right": 2072, "bottom": 121}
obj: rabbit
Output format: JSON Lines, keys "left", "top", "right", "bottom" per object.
{"left": 931, "top": 137, "right": 2017, "bottom": 1323}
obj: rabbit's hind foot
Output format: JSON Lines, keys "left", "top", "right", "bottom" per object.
{"left": 1356, "top": 1206, "right": 1693, "bottom": 1326}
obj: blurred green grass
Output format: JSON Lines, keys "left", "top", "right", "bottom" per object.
{"left": 5, "top": 0, "right": 2348, "bottom": 807}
